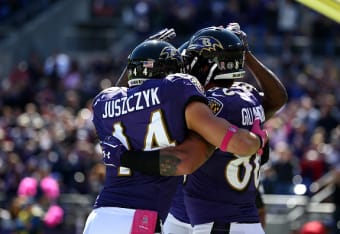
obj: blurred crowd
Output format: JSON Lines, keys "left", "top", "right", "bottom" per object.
{"left": 0, "top": 52, "right": 106, "bottom": 233}
{"left": 91, "top": 0, "right": 339, "bottom": 55}
{"left": 0, "top": 0, "right": 339, "bottom": 233}
{"left": 0, "top": 0, "right": 59, "bottom": 27}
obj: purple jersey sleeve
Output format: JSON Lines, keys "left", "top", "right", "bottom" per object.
{"left": 162, "top": 73, "right": 207, "bottom": 105}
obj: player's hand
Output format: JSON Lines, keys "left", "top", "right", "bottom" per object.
{"left": 251, "top": 118, "right": 268, "bottom": 156}
{"left": 226, "top": 22, "right": 249, "bottom": 51}
{"left": 146, "top": 28, "right": 176, "bottom": 42}
{"left": 100, "top": 136, "right": 127, "bottom": 167}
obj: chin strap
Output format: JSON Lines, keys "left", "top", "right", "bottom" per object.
{"left": 205, "top": 63, "right": 218, "bottom": 86}
{"left": 190, "top": 56, "right": 198, "bottom": 72}
{"left": 214, "top": 70, "right": 246, "bottom": 80}
{"left": 190, "top": 56, "right": 217, "bottom": 86}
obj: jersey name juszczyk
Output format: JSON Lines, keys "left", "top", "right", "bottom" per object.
{"left": 91, "top": 73, "right": 207, "bottom": 221}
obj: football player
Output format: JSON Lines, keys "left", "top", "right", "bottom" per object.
{"left": 83, "top": 39, "right": 266, "bottom": 234}
{"left": 163, "top": 25, "right": 287, "bottom": 234}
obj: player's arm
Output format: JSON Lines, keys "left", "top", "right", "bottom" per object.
{"left": 185, "top": 101, "right": 263, "bottom": 156}
{"left": 226, "top": 22, "right": 288, "bottom": 119}
{"left": 118, "top": 79, "right": 264, "bottom": 176}
{"left": 121, "top": 131, "right": 215, "bottom": 176}
{"left": 120, "top": 102, "right": 264, "bottom": 176}
{"left": 119, "top": 101, "right": 264, "bottom": 176}
{"left": 244, "top": 51, "right": 288, "bottom": 119}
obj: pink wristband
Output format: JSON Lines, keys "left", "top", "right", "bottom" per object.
{"left": 220, "top": 125, "right": 238, "bottom": 152}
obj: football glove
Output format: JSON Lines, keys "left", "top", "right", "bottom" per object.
{"left": 226, "top": 22, "right": 249, "bottom": 52}
{"left": 251, "top": 118, "right": 268, "bottom": 156}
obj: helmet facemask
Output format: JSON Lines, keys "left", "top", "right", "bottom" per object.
{"left": 188, "top": 49, "right": 245, "bottom": 86}
{"left": 185, "top": 27, "right": 246, "bottom": 86}
{"left": 127, "top": 59, "right": 183, "bottom": 86}
{"left": 127, "top": 40, "right": 184, "bottom": 87}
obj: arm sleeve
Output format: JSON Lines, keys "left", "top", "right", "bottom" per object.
{"left": 121, "top": 150, "right": 161, "bottom": 176}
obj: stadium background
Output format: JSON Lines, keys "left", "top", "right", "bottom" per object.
{"left": 0, "top": 0, "right": 339, "bottom": 233}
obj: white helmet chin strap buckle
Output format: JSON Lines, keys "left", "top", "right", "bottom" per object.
{"left": 214, "top": 70, "right": 246, "bottom": 80}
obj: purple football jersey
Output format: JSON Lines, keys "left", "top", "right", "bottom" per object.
{"left": 91, "top": 73, "right": 207, "bottom": 221}
{"left": 172, "top": 82, "right": 265, "bottom": 225}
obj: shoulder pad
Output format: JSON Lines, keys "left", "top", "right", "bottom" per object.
{"left": 233, "top": 82, "right": 262, "bottom": 94}
{"left": 166, "top": 73, "right": 205, "bottom": 94}
{"left": 93, "top": 87, "right": 127, "bottom": 106}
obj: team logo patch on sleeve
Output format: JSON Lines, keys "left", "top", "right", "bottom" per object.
{"left": 208, "top": 97, "right": 223, "bottom": 115}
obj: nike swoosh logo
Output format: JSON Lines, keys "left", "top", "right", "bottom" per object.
{"left": 211, "top": 93, "right": 224, "bottom": 97}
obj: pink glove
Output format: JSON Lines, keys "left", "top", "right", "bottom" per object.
{"left": 251, "top": 118, "right": 268, "bottom": 156}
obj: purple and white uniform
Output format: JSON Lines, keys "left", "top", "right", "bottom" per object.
{"left": 166, "top": 82, "right": 265, "bottom": 234}
{"left": 90, "top": 73, "right": 206, "bottom": 223}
